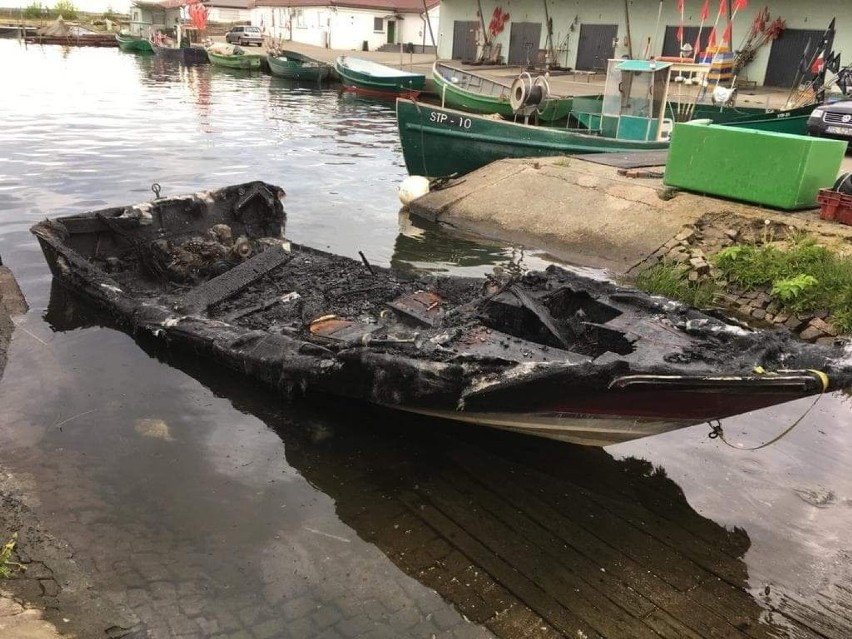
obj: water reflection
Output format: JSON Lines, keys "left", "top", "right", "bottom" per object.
{"left": 41, "top": 282, "right": 817, "bottom": 639}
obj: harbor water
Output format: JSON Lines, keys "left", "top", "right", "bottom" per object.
{"left": 1, "top": 41, "right": 851, "bottom": 638}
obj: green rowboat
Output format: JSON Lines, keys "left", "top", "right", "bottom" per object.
{"left": 335, "top": 55, "right": 425, "bottom": 99}
{"left": 433, "top": 61, "right": 573, "bottom": 123}
{"left": 267, "top": 50, "right": 331, "bottom": 81}
{"left": 693, "top": 103, "right": 816, "bottom": 135}
{"left": 207, "top": 47, "right": 262, "bottom": 70}
{"left": 115, "top": 32, "right": 153, "bottom": 53}
{"left": 397, "top": 98, "right": 669, "bottom": 179}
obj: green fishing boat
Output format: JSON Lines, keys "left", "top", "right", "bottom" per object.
{"left": 397, "top": 99, "right": 670, "bottom": 179}
{"left": 267, "top": 50, "right": 331, "bottom": 81}
{"left": 432, "top": 61, "right": 573, "bottom": 122}
{"left": 207, "top": 45, "right": 261, "bottom": 70}
{"left": 335, "top": 55, "right": 425, "bottom": 98}
{"left": 399, "top": 59, "right": 707, "bottom": 178}
{"left": 115, "top": 32, "right": 153, "bottom": 53}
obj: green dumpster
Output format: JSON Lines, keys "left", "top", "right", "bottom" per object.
{"left": 664, "top": 122, "right": 846, "bottom": 210}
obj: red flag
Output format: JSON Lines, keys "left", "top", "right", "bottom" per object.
{"left": 722, "top": 21, "right": 732, "bottom": 44}
{"left": 718, "top": 0, "right": 728, "bottom": 17}
{"left": 694, "top": 32, "right": 702, "bottom": 58}
{"left": 677, "top": 25, "right": 684, "bottom": 42}
{"left": 733, "top": 0, "right": 747, "bottom": 9}
{"left": 700, "top": 0, "right": 710, "bottom": 21}
{"left": 707, "top": 26, "right": 717, "bottom": 48}
{"left": 678, "top": 0, "right": 685, "bottom": 11}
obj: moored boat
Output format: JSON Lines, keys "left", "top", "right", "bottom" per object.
{"left": 397, "top": 98, "right": 670, "bottom": 178}
{"left": 267, "top": 49, "right": 331, "bottom": 81}
{"left": 116, "top": 32, "right": 153, "bottom": 53}
{"left": 335, "top": 55, "right": 424, "bottom": 98}
{"left": 206, "top": 44, "right": 262, "bottom": 70}
{"left": 400, "top": 58, "right": 712, "bottom": 178}
{"left": 572, "top": 94, "right": 817, "bottom": 136}
{"left": 151, "top": 25, "right": 208, "bottom": 64}
{"left": 433, "top": 61, "right": 573, "bottom": 123}
{"left": 30, "top": 182, "right": 852, "bottom": 447}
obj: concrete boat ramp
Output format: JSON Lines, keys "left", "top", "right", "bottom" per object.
{"left": 410, "top": 154, "right": 852, "bottom": 274}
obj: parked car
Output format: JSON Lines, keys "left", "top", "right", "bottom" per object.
{"left": 806, "top": 100, "right": 852, "bottom": 140}
{"left": 225, "top": 26, "right": 263, "bottom": 47}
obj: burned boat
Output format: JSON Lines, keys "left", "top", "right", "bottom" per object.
{"left": 31, "top": 182, "right": 852, "bottom": 446}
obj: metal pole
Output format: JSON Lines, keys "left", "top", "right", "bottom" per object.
{"left": 543, "top": 0, "right": 554, "bottom": 64}
{"left": 650, "top": 0, "right": 663, "bottom": 59}
{"left": 623, "top": 0, "right": 634, "bottom": 59}
{"left": 420, "top": 0, "right": 436, "bottom": 56}
{"left": 726, "top": 0, "right": 733, "bottom": 46}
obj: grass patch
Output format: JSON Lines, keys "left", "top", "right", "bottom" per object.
{"left": 0, "top": 533, "right": 24, "bottom": 578}
{"left": 713, "top": 235, "right": 852, "bottom": 333}
{"left": 632, "top": 261, "right": 720, "bottom": 309}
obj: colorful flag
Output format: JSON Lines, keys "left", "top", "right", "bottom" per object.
{"left": 700, "top": 0, "right": 710, "bottom": 21}
{"left": 722, "top": 21, "right": 732, "bottom": 44}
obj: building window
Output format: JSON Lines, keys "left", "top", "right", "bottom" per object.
{"left": 373, "top": 17, "right": 383, "bottom": 31}
{"left": 296, "top": 10, "right": 306, "bottom": 28}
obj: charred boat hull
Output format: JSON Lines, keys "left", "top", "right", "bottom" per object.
{"left": 30, "top": 182, "right": 851, "bottom": 446}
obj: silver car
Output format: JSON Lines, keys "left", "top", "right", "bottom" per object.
{"left": 225, "top": 25, "right": 263, "bottom": 47}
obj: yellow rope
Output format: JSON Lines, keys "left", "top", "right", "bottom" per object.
{"left": 713, "top": 370, "right": 829, "bottom": 451}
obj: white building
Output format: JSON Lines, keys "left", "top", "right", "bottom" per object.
{"left": 437, "top": 0, "right": 847, "bottom": 86}
{"left": 128, "top": 1, "right": 182, "bottom": 37}
{"left": 205, "top": 0, "right": 251, "bottom": 24}
{"left": 250, "top": 0, "right": 439, "bottom": 52}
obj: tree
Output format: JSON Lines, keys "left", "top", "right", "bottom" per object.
{"left": 23, "top": 1, "right": 46, "bottom": 19}
{"left": 53, "top": 0, "right": 77, "bottom": 20}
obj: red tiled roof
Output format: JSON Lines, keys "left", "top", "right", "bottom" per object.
{"left": 249, "top": 0, "right": 438, "bottom": 12}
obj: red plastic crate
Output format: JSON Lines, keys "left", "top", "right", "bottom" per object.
{"left": 817, "top": 188, "right": 852, "bottom": 225}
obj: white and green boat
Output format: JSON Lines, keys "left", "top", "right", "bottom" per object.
{"left": 432, "top": 61, "right": 574, "bottom": 122}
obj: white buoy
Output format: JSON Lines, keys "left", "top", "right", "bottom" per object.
{"left": 398, "top": 175, "right": 430, "bottom": 206}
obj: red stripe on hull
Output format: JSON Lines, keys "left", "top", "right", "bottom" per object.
{"left": 341, "top": 84, "right": 421, "bottom": 100}
{"left": 539, "top": 389, "right": 810, "bottom": 421}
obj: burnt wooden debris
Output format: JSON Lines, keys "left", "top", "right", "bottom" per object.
{"left": 30, "top": 181, "right": 852, "bottom": 447}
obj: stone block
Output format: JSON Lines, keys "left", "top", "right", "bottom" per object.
{"left": 810, "top": 317, "right": 838, "bottom": 336}
{"left": 675, "top": 228, "right": 695, "bottom": 242}
{"left": 799, "top": 325, "right": 825, "bottom": 341}
{"left": 751, "top": 309, "right": 766, "bottom": 320}
{"left": 689, "top": 257, "right": 709, "bottom": 273}
{"left": 785, "top": 316, "right": 805, "bottom": 331}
